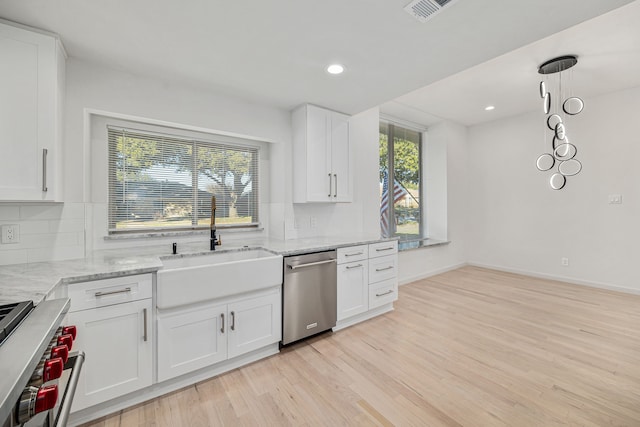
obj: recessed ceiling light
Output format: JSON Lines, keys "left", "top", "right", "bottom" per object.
{"left": 485, "top": 105, "right": 495, "bottom": 111}
{"left": 327, "top": 64, "right": 344, "bottom": 75}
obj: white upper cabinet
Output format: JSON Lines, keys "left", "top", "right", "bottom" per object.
{"left": 292, "top": 104, "right": 352, "bottom": 203}
{"left": 0, "top": 20, "right": 65, "bottom": 201}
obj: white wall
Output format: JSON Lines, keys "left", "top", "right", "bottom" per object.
{"left": 398, "top": 120, "right": 469, "bottom": 284}
{"left": 64, "top": 59, "right": 385, "bottom": 253}
{"left": 63, "top": 58, "right": 293, "bottom": 250}
{"left": 467, "top": 86, "right": 640, "bottom": 292}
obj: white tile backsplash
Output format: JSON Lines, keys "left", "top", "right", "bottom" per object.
{"left": 0, "top": 203, "right": 86, "bottom": 266}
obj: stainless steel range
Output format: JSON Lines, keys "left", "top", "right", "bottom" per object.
{"left": 0, "top": 299, "right": 84, "bottom": 427}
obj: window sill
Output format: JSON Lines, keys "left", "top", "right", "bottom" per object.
{"left": 398, "top": 238, "right": 450, "bottom": 252}
{"left": 105, "top": 227, "right": 264, "bottom": 241}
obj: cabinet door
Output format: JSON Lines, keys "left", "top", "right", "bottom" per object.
{"left": 0, "top": 23, "right": 58, "bottom": 201}
{"left": 68, "top": 299, "right": 153, "bottom": 411}
{"left": 157, "top": 301, "right": 227, "bottom": 382}
{"left": 305, "top": 105, "right": 332, "bottom": 201}
{"left": 330, "top": 112, "right": 351, "bottom": 202}
{"left": 337, "top": 260, "right": 368, "bottom": 321}
{"left": 227, "top": 289, "right": 281, "bottom": 359}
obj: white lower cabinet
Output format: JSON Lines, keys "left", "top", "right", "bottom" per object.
{"left": 227, "top": 292, "right": 282, "bottom": 359}
{"left": 337, "top": 259, "right": 368, "bottom": 321}
{"left": 335, "top": 241, "right": 398, "bottom": 329}
{"left": 157, "top": 287, "right": 281, "bottom": 382}
{"left": 157, "top": 301, "right": 227, "bottom": 382}
{"left": 67, "top": 274, "right": 153, "bottom": 412}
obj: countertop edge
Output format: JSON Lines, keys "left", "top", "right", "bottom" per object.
{"left": 1, "top": 236, "right": 397, "bottom": 305}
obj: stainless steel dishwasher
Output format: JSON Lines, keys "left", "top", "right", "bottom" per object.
{"left": 282, "top": 250, "right": 337, "bottom": 345}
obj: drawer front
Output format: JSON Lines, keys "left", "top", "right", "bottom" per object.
{"left": 368, "top": 241, "right": 398, "bottom": 259}
{"left": 369, "top": 278, "right": 397, "bottom": 309}
{"left": 337, "top": 245, "right": 368, "bottom": 264}
{"left": 368, "top": 254, "right": 397, "bottom": 284}
{"left": 68, "top": 274, "right": 153, "bottom": 312}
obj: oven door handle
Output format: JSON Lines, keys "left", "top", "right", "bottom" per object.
{"left": 55, "top": 351, "right": 85, "bottom": 427}
{"left": 288, "top": 259, "right": 336, "bottom": 270}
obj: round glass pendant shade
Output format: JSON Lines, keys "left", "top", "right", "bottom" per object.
{"left": 554, "top": 143, "right": 577, "bottom": 161}
{"left": 536, "top": 153, "right": 555, "bottom": 171}
{"left": 550, "top": 173, "right": 566, "bottom": 190}
{"left": 547, "top": 114, "right": 562, "bottom": 130}
{"left": 543, "top": 93, "right": 551, "bottom": 114}
{"left": 563, "top": 97, "right": 584, "bottom": 115}
{"left": 559, "top": 159, "right": 582, "bottom": 176}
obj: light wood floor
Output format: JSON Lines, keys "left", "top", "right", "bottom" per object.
{"left": 83, "top": 266, "right": 640, "bottom": 426}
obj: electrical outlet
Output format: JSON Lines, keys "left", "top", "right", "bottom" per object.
{"left": 561, "top": 257, "right": 569, "bottom": 266}
{"left": 608, "top": 194, "right": 622, "bottom": 204}
{"left": 1, "top": 224, "right": 20, "bottom": 244}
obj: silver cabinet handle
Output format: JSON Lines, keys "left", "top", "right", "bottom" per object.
{"left": 345, "top": 251, "right": 363, "bottom": 257}
{"left": 376, "top": 266, "right": 394, "bottom": 272}
{"left": 328, "top": 173, "right": 332, "bottom": 197}
{"left": 42, "top": 148, "right": 48, "bottom": 192}
{"left": 334, "top": 173, "right": 337, "bottom": 198}
{"left": 143, "top": 308, "right": 148, "bottom": 342}
{"left": 376, "top": 247, "right": 395, "bottom": 252}
{"left": 220, "top": 313, "right": 225, "bottom": 334}
{"left": 231, "top": 311, "right": 235, "bottom": 331}
{"left": 346, "top": 264, "right": 363, "bottom": 270}
{"left": 288, "top": 259, "right": 336, "bottom": 270}
{"left": 94, "top": 287, "right": 131, "bottom": 297}
{"left": 376, "top": 290, "right": 394, "bottom": 297}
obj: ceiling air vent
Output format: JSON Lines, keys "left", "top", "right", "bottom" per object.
{"left": 404, "top": 0, "right": 459, "bottom": 23}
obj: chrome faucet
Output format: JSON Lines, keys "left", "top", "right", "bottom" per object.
{"left": 210, "top": 196, "right": 221, "bottom": 250}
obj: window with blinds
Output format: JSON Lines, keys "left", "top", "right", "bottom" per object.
{"left": 107, "top": 127, "right": 259, "bottom": 233}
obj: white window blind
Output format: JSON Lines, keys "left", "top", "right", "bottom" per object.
{"left": 108, "top": 126, "right": 259, "bottom": 233}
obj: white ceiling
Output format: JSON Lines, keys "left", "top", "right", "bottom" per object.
{"left": 382, "top": 0, "right": 640, "bottom": 126}
{"left": 0, "top": 0, "right": 634, "bottom": 118}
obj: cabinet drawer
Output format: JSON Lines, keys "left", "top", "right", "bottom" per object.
{"left": 368, "top": 254, "right": 397, "bottom": 284}
{"left": 337, "top": 245, "right": 368, "bottom": 264}
{"left": 68, "top": 274, "right": 152, "bottom": 312}
{"left": 369, "top": 279, "right": 397, "bottom": 309}
{"left": 368, "top": 241, "right": 398, "bottom": 258}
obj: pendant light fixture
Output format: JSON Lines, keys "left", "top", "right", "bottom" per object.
{"left": 535, "top": 55, "right": 584, "bottom": 190}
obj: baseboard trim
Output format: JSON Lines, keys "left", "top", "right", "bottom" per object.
{"left": 398, "top": 262, "right": 468, "bottom": 286}
{"left": 333, "top": 303, "right": 394, "bottom": 332}
{"left": 467, "top": 262, "right": 640, "bottom": 296}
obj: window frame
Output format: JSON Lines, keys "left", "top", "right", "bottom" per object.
{"left": 107, "top": 125, "right": 261, "bottom": 235}
{"left": 380, "top": 121, "right": 424, "bottom": 240}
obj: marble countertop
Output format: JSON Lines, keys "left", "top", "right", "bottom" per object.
{"left": 0, "top": 234, "right": 390, "bottom": 305}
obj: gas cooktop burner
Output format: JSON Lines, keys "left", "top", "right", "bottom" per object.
{"left": 0, "top": 301, "right": 34, "bottom": 346}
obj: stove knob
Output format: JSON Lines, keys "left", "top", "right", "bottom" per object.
{"left": 57, "top": 333, "right": 73, "bottom": 351}
{"left": 62, "top": 325, "right": 77, "bottom": 340}
{"left": 43, "top": 357, "right": 64, "bottom": 382}
{"left": 15, "top": 385, "right": 58, "bottom": 424}
{"left": 29, "top": 357, "right": 64, "bottom": 386}
{"left": 50, "top": 345, "right": 69, "bottom": 364}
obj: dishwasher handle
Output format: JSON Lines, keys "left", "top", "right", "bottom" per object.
{"left": 288, "top": 259, "right": 336, "bottom": 270}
